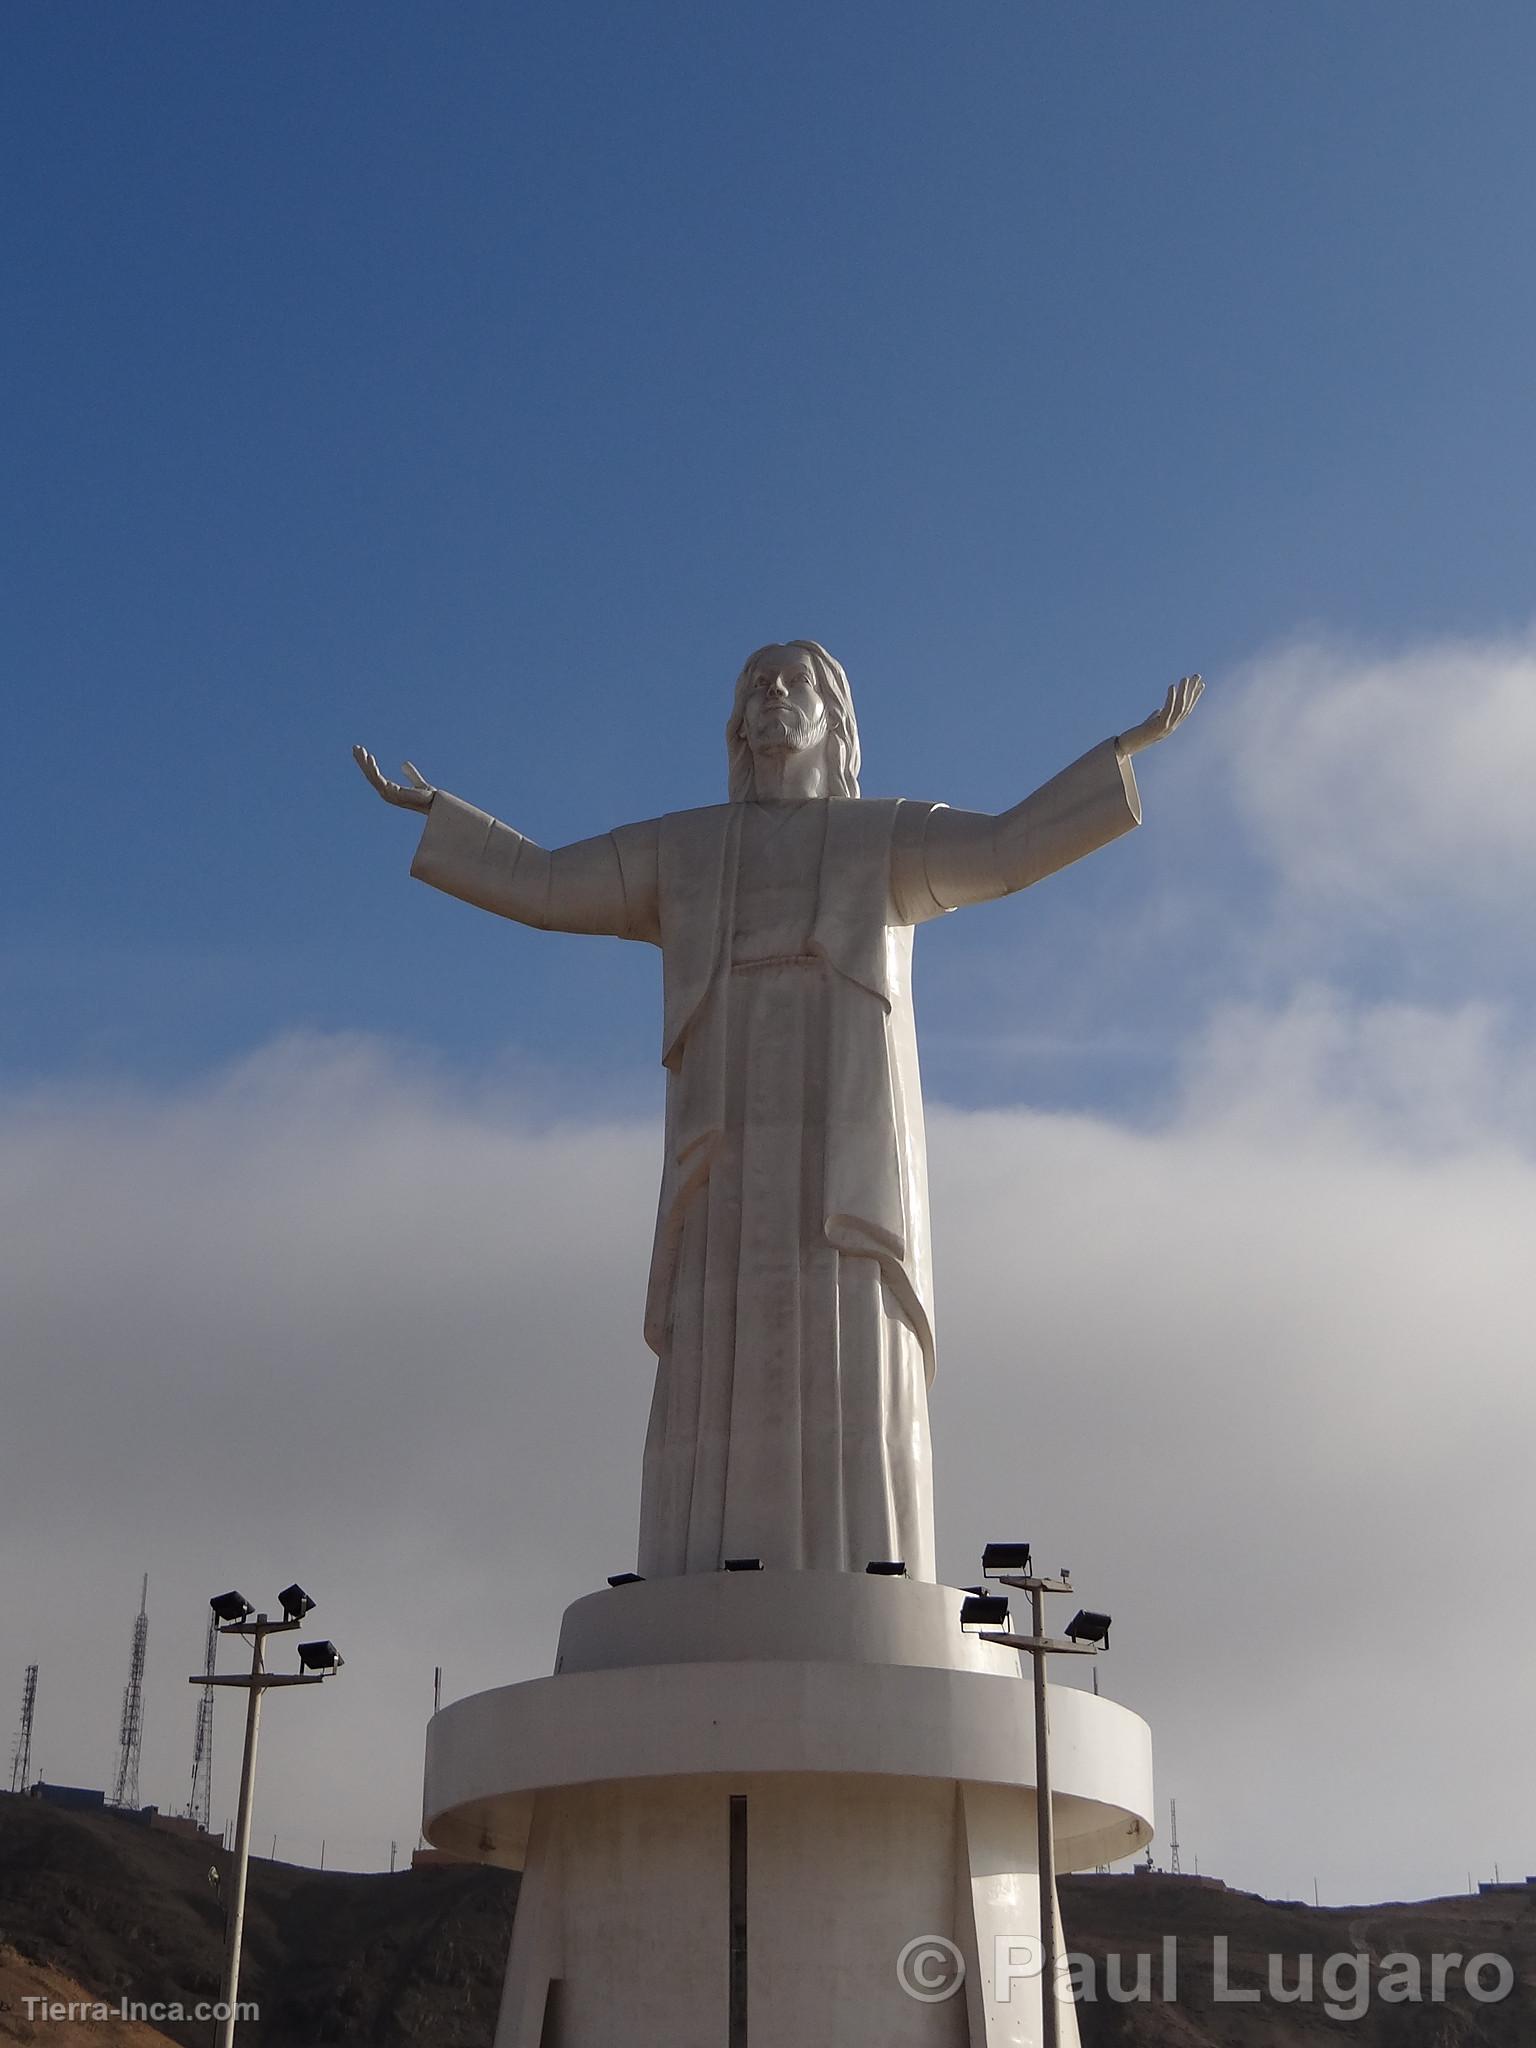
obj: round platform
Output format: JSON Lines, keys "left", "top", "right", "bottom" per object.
{"left": 424, "top": 1573, "right": 1152, "bottom": 1873}
{"left": 554, "top": 1565, "right": 1024, "bottom": 1677}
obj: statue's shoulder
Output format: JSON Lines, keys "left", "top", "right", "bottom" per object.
{"left": 620, "top": 802, "right": 941, "bottom": 857}
{"left": 618, "top": 806, "right": 738, "bottom": 879}
{"left": 854, "top": 796, "right": 939, "bottom": 816}
{"left": 840, "top": 796, "right": 945, "bottom": 835}
{"left": 609, "top": 805, "right": 729, "bottom": 844}
{"left": 650, "top": 803, "right": 734, "bottom": 843}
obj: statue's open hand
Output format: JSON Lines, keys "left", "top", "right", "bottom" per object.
{"left": 353, "top": 746, "right": 435, "bottom": 813}
{"left": 1117, "top": 675, "right": 1204, "bottom": 758}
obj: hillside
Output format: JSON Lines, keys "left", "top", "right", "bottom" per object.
{"left": 0, "top": 1795, "right": 513, "bottom": 2047}
{"left": 1, "top": 1792, "right": 1530, "bottom": 2044}
{"left": 0, "top": 1944, "right": 180, "bottom": 2047}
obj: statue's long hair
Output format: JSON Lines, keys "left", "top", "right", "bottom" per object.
{"left": 726, "top": 640, "right": 862, "bottom": 801}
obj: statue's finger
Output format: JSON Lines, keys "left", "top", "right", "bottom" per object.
{"left": 401, "top": 759, "right": 429, "bottom": 789}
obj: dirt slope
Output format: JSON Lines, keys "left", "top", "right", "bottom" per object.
{"left": 0, "top": 1944, "right": 180, "bottom": 2047}
{"left": 0, "top": 1794, "right": 513, "bottom": 2047}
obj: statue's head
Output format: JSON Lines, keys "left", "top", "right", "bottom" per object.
{"left": 726, "top": 641, "right": 861, "bottom": 801}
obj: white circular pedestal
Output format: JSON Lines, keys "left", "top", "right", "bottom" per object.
{"left": 423, "top": 1572, "right": 1153, "bottom": 2048}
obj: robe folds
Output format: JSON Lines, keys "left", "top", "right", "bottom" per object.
{"left": 635, "top": 798, "right": 939, "bottom": 1578}
{"left": 408, "top": 738, "right": 1141, "bottom": 1581}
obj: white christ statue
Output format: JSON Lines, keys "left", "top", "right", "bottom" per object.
{"left": 356, "top": 646, "right": 1201, "bottom": 1583}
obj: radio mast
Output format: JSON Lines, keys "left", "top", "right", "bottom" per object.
{"left": 111, "top": 1574, "right": 149, "bottom": 1809}
{"left": 9, "top": 1664, "right": 37, "bottom": 1793}
{"left": 187, "top": 1610, "right": 218, "bottom": 1832}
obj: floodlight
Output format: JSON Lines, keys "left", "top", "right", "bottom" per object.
{"left": 210, "top": 1591, "right": 253, "bottom": 1624}
{"left": 277, "top": 1583, "right": 315, "bottom": 1623}
{"left": 722, "top": 1557, "right": 763, "bottom": 1572}
{"left": 960, "top": 1593, "right": 1010, "bottom": 1631}
{"left": 296, "top": 1640, "right": 344, "bottom": 1674}
{"left": 607, "top": 1573, "right": 644, "bottom": 1587}
{"left": 981, "top": 1543, "right": 1032, "bottom": 1579}
{"left": 865, "top": 1560, "right": 907, "bottom": 1576}
{"left": 1065, "top": 1609, "right": 1112, "bottom": 1649}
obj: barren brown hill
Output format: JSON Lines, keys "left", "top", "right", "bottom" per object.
{"left": 2, "top": 1792, "right": 1531, "bottom": 2043}
{"left": 0, "top": 1795, "right": 513, "bottom": 2047}
{"left": 1059, "top": 1869, "right": 1536, "bottom": 2045}
{"left": 0, "top": 1942, "right": 181, "bottom": 2047}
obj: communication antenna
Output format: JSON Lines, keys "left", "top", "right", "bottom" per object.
{"left": 9, "top": 1664, "right": 38, "bottom": 1793}
{"left": 187, "top": 1610, "right": 218, "bottom": 1831}
{"left": 1168, "top": 1797, "right": 1181, "bottom": 1876}
{"left": 111, "top": 1573, "right": 149, "bottom": 1809}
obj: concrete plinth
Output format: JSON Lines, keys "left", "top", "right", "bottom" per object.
{"left": 423, "top": 1572, "right": 1152, "bottom": 2047}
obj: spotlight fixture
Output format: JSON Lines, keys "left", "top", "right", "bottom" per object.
{"left": 722, "top": 1558, "right": 763, "bottom": 1572}
{"left": 296, "top": 1640, "right": 345, "bottom": 1674}
{"left": 210, "top": 1591, "right": 253, "bottom": 1625}
{"left": 981, "top": 1542, "right": 1033, "bottom": 1579}
{"left": 960, "top": 1593, "right": 1011, "bottom": 1631}
{"left": 277, "top": 1584, "right": 315, "bottom": 1624}
{"left": 1065, "top": 1609, "right": 1112, "bottom": 1649}
{"left": 607, "top": 1573, "right": 644, "bottom": 1587}
{"left": 865, "top": 1560, "right": 907, "bottom": 1576}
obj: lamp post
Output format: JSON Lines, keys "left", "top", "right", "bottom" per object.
{"left": 191, "top": 1588, "right": 342, "bottom": 2048}
{"left": 965, "top": 1545, "right": 1112, "bottom": 2048}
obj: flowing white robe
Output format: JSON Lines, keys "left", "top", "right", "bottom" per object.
{"left": 409, "top": 739, "right": 1140, "bottom": 1580}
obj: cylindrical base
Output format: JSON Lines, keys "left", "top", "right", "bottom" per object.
{"left": 495, "top": 1774, "right": 1078, "bottom": 2048}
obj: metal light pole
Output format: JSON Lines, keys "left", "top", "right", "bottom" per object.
{"left": 973, "top": 1558, "right": 1110, "bottom": 2048}
{"left": 191, "top": 1591, "right": 342, "bottom": 2048}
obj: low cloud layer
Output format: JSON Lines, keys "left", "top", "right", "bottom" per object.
{"left": 1216, "top": 626, "right": 1536, "bottom": 920}
{"left": 3, "top": 995, "right": 1530, "bottom": 1903}
{"left": 3, "top": 629, "right": 1530, "bottom": 1906}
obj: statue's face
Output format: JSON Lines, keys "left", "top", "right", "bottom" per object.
{"left": 740, "top": 646, "right": 827, "bottom": 762}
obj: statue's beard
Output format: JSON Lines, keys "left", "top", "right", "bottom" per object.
{"left": 750, "top": 703, "right": 828, "bottom": 760}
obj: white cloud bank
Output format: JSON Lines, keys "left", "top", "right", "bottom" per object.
{"left": 3, "top": 993, "right": 1532, "bottom": 1905}
{"left": 1216, "top": 627, "right": 1536, "bottom": 918}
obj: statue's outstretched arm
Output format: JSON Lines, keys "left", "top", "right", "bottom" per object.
{"left": 916, "top": 677, "right": 1202, "bottom": 912}
{"left": 353, "top": 745, "right": 659, "bottom": 941}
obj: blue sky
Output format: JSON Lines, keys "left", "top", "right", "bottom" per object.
{"left": 7, "top": 1, "right": 1534, "bottom": 1095}
{"left": 4, "top": 5, "right": 1536, "bottom": 1903}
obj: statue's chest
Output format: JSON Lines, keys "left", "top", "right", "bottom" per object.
{"left": 731, "top": 804, "right": 829, "bottom": 957}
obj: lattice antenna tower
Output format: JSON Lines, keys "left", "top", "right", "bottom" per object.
{"left": 111, "top": 1573, "right": 149, "bottom": 1809}
{"left": 187, "top": 1609, "right": 217, "bottom": 1832}
{"left": 1168, "top": 1797, "right": 1182, "bottom": 1876}
{"left": 9, "top": 1664, "right": 38, "bottom": 1793}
